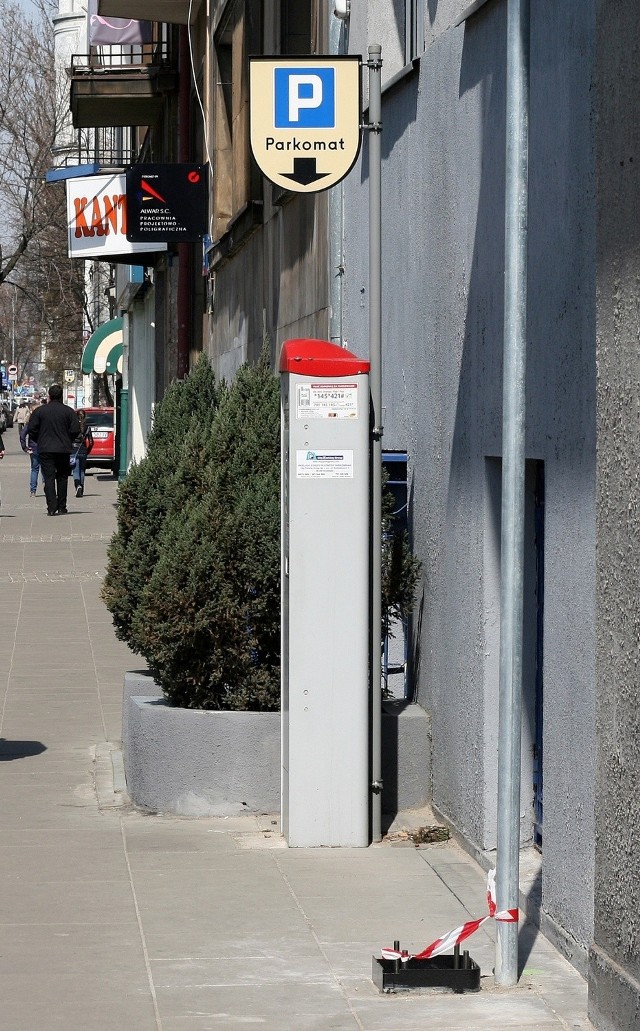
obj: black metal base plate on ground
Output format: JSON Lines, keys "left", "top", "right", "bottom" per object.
{"left": 372, "top": 953, "right": 481, "bottom": 993}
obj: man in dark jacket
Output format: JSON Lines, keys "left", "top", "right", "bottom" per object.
{"left": 25, "top": 384, "right": 80, "bottom": 515}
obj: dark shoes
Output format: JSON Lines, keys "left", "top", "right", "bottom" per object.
{"left": 57, "top": 507, "right": 68, "bottom": 515}
{"left": 47, "top": 510, "right": 57, "bottom": 516}
{"left": 75, "top": 483, "right": 83, "bottom": 497}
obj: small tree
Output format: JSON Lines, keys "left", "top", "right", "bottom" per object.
{"left": 102, "top": 356, "right": 219, "bottom": 654}
{"left": 0, "top": 2, "right": 86, "bottom": 379}
{"left": 131, "top": 353, "right": 281, "bottom": 710}
{"left": 103, "top": 351, "right": 421, "bottom": 713}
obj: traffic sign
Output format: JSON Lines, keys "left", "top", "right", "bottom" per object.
{"left": 250, "top": 56, "right": 362, "bottom": 194}
{"left": 64, "top": 369, "right": 75, "bottom": 383}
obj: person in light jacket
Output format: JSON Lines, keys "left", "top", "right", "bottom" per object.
{"left": 16, "top": 401, "right": 29, "bottom": 431}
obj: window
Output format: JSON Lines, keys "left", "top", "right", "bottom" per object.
{"left": 212, "top": 0, "right": 262, "bottom": 240}
{"left": 281, "top": 1, "right": 312, "bottom": 55}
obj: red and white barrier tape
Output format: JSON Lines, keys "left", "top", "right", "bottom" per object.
{"left": 381, "top": 869, "right": 519, "bottom": 963}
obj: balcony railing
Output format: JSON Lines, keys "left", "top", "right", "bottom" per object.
{"left": 70, "top": 39, "right": 171, "bottom": 76}
{"left": 85, "top": 127, "right": 140, "bottom": 168}
{"left": 70, "top": 36, "right": 177, "bottom": 129}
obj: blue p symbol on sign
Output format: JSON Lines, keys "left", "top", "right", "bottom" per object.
{"left": 274, "top": 68, "right": 335, "bottom": 128}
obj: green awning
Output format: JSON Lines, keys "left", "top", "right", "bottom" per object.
{"left": 81, "top": 317, "right": 124, "bottom": 375}
{"left": 105, "top": 343, "right": 123, "bottom": 375}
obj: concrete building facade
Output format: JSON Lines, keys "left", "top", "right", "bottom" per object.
{"left": 340, "top": 0, "right": 597, "bottom": 969}
{"left": 591, "top": 1, "right": 640, "bottom": 1027}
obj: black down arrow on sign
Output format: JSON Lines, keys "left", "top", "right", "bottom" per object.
{"left": 281, "top": 158, "right": 330, "bottom": 186}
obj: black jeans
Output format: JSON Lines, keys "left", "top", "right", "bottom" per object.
{"left": 39, "top": 452, "right": 71, "bottom": 513}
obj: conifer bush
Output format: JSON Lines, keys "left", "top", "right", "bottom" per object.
{"left": 102, "top": 355, "right": 220, "bottom": 656}
{"left": 103, "top": 350, "right": 420, "bottom": 714}
{"left": 103, "top": 351, "right": 281, "bottom": 711}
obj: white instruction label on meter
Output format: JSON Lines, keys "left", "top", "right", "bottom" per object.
{"left": 296, "top": 382, "right": 358, "bottom": 420}
{"left": 296, "top": 449, "right": 354, "bottom": 479}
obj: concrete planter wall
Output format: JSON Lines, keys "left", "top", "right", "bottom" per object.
{"left": 122, "top": 671, "right": 432, "bottom": 819}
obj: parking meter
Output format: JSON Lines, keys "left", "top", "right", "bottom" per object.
{"left": 280, "top": 338, "right": 370, "bottom": 847}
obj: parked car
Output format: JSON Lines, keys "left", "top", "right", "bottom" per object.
{"left": 83, "top": 407, "right": 116, "bottom": 471}
{"left": 1, "top": 402, "right": 14, "bottom": 429}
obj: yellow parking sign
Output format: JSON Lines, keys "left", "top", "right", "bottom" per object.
{"left": 250, "top": 57, "right": 362, "bottom": 193}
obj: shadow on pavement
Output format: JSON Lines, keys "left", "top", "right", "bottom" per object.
{"left": 518, "top": 865, "right": 542, "bottom": 975}
{"left": 0, "top": 739, "right": 47, "bottom": 760}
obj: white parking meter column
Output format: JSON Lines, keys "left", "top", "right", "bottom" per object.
{"left": 281, "top": 339, "right": 370, "bottom": 847}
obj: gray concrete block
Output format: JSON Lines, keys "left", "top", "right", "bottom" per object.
{"left": 589, "top": 944, "right": 640, "bottom": 1031}
{"left": 125, "top": 695, "right": 281, "bottom": 817}
{"left": 382, "top": 700, "right": 431, "bottom": 814}
{"left": 123, "top": 674, "right": 431, "bottom": 820}
{"left": 122, "top": 669, "right": 162, "bottom": 767}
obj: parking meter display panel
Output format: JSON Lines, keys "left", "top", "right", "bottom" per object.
{"left": 280, "top": 339, "right": 370, "bottom": 848}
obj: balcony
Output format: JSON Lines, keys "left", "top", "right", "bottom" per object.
{"left": 70, "top": 40, "right": 177, "bottom": 129}
{"left": 97, "top": 0, "right": 202, "bottom": 25}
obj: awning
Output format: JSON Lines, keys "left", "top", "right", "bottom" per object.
{"left": 105, "top": 343, "right": 123, "bottom": 374}
{"left": 81, "top": 318, "right": 124, "bottom": 375}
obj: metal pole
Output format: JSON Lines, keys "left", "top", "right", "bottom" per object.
{"left": 11, "top": 286, "right": 16, "bottom": 366}
{"left": 368, "top": 44, "right": 383, "bottom": 843}
{"left": 329, "top": 5, "right": 346, "bottom": 347}
{"left": 496, "top": 0, "right": 529, "bottom": 987}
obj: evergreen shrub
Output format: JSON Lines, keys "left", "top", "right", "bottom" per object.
{"left": 102, "top": 351, "right": 281, "bottom": 711}
{"left": 102, "top": 355, "right": 220, "bottom": 656}
{"left": 103, "top": 350, "right": 420, "bottom": 714}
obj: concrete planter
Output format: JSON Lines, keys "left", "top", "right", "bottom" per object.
{"left": 122, "top": 672, "right": 280, "bottom": 817}
{"left": 122, "top": 671, "right": 431, "bottom": 819}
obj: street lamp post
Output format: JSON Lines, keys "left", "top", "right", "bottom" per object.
{"left": 11, "top": 286, "right": 16, "bottom": 366}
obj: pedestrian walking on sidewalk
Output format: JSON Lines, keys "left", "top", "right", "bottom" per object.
{"left": 70, "top": 410, "right": 94, "bottom": 498}
{"left": 20, "top": 406, "right": 43, "bottom": 497}
{"left": 24, "top": 384, "right": 79, "bottom": 516}
{"left": 16, "top": 401, "right": 29, "bottom": 432}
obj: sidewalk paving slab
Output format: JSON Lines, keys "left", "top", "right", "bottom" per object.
{"left": 0, "top": 433, "right": 593, "bottom": 1030}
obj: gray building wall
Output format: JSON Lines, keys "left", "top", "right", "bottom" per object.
{"left": 343, "top": 0, "right": 596, "bottom": 959}
{"left": 208, "top": 194, "right": 330, "bottom": 382}
{"left": 590, "top": 1, "right": 640, "bottom": 1027}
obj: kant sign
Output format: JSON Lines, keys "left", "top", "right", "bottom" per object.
{"left": 66, "top": 173, "right": 166, "bottom": 259}
{"left": 250, "top": 57, "right": 362, "bottom": 193}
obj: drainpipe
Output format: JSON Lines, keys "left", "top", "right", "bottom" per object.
{"left": 328, "top": 2, "right": 348, "bottom": 345}
{"left": 495, "top": 0, "right": 530, "bottom": 987}
{"left": 177, "top": 25, "right": 191, "bottom": 379}
{"left": 368, "top": 44, "right": 383, "bottom": 844}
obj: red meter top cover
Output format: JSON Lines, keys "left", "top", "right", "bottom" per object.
{"left": 279, "top": 338, "right": 370, "bottom": 378}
